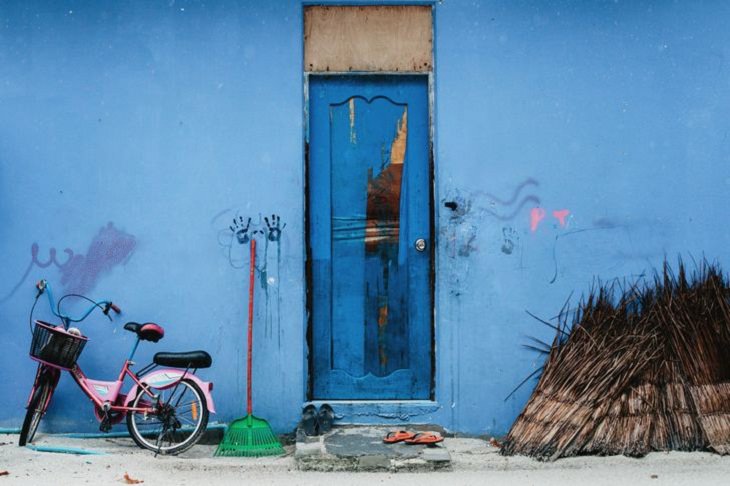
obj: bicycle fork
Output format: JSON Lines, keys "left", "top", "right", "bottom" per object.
{"left": 27, "top": 365, "right": 60, "bottom": 410}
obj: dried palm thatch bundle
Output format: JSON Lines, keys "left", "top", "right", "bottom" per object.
{"left": 501, "top": 260, "right": 730, "bottom": 460}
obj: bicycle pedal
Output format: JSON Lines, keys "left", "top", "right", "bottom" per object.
{"left": 99, "top": 420, "right": 112, "bottom": 433}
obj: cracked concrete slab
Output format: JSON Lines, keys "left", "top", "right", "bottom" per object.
{"left": 295, "top": 426, "right": 451, "bottom": 472}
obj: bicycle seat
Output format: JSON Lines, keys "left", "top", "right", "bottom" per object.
{"left": 153, "top": 351, "right": 212, "bottom": 369}
{"left": 123, "top": 322, "right": 165, "bottom": 343}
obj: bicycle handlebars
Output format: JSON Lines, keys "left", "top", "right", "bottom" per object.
{"left": 102, "top": 302, "right": 122, "bottom": 316}
{"left": 34, "top": 279, "right": 120, "bottom": 329}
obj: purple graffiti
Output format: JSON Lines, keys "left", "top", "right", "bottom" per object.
{"left": 473, "top": 178, "right": 541, "bottom": 221}
{"left": 59, "top": 223, "right": 136, "bottom": 294}
{"left": 0, "top": 222, "right": 136, "bottom": 302}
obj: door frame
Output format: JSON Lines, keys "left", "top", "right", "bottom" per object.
{"left": 303, "top": 71, "right": 436, "bottom": 401}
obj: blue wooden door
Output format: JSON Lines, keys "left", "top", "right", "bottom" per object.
{"left": 308, "top": 75, "right": 432, "bottom": 399}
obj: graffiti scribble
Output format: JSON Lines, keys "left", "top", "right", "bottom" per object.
{"left": 264, "top": 214, "right": 285, "bottom": 242}
{"left": 215, "top": 210, "right": 286, "bottom": 344}
{"left": 441, "top": 178, "right": 540, "bottom": 258}
{"left": 60, "top": 223, "right": 136, "bottom": 294}
{"left": 552, "top": 209, "right": 570, "bottom": 227}
{"left": 530, "top": 208, "right": 546, "bottom": 232}
{"left": 549, "top": 228, "right": 614, "bottom": 284}
{"left": 457, "top": 226, "right": 478, "bottom": 257}
{"left": 531, "top": 208, "right": 572, "bottom": 232}
{"left": 501, "top": 227, "right": 519, "bottom": 255}
{"left": 474, "top": 178, "right": 539, "bottom": 207}
{"left": 218, "top": 213, "right": 285, "bottom": 268}
{"left": 230, "top": 216, "right": 252, "bottom": 244}
{"left": 0, "top": 222, "right": 136, "bottom": 302}
{"left": 473, "top": 178, "right": 541, "bottom": 221}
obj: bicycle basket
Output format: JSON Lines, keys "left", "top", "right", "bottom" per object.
{"left": 30, "top": 320, "right": 88, "bottom": 369}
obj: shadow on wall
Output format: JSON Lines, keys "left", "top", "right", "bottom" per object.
{"left": 1, "top": 222, "right": 136, "bottom": 302}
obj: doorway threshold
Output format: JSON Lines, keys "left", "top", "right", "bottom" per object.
{"left": 306, "top": 400, "right": 440, "bottom": 425}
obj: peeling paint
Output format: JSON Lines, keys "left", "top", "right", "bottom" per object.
{"left": 378, "top": 303, "right": 388, "bottom": 367}
{"left": 389, "top": 109, "right": 407, "bottom": 165}
{"left": 349, "top": 98, "right": 357, "bottom": 143}
{"left": 364, "top": 109, "right": 408, "bottom": 251}
{"left": 377, "top": 304, "right": 388, "bottom": 327}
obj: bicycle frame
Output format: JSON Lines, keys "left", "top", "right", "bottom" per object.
{"left": 28, "top": 336, "right": 160, "bottom": 419}
{"left": 32, "top": 334, "right": 216, "bottom": 420}
{"left": 23, "top": 280, "right": 215, "bottom": 453}
{"left": 70, "top": 359, "right": 157, "bottom": 416}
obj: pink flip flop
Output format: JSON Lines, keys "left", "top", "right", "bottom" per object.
{"left": 383, "top": 430, "right": 417, "bottom": 444}
{"left": 403, "top": 432, "right": 444, "bottom": 445}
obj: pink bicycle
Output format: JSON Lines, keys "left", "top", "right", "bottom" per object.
{"left": 19, "top": 279, "right": 215, "bottom": 455}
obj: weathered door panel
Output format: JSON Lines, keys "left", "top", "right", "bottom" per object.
{"left": 309, "top": 75, "right": 431, "bottom": 400}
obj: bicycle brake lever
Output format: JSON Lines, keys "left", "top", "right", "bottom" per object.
{"left": 102, "top": 302, "right": 120, "bottom": 321}
{"left": 35, "top": 279, "right": 47, "bottom": 298}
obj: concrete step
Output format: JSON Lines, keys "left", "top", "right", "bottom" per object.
{"left": 295, "top": 425, "right": 452, "bottom": 472}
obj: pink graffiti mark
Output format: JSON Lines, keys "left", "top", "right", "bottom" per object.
{"left": 0, "top": 222, "right": 136, "bottom": 302}
{"left": 530, "top": 208, "right": 546, "bottom": 232}
{"left": 553, "top": 209, "right": 570, "bottom": 227}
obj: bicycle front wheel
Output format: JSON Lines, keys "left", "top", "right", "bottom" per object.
{"left": 19, "top": 372, "right": 55, "bottom": 446}
{"left": 126, "top": 378, "right": 208, "bottom": 455}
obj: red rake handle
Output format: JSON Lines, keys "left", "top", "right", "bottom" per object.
{"left": 247, "top": 239, "right": 256, "bottom": 416}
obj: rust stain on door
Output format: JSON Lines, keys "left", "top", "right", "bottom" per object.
{"left": 378, "top": 303, "right": 389, "bottom": 366}
{"left": 390, "top": 109, "right": 407, "bottom": 165}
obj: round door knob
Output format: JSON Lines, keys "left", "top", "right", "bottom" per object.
{"left": 415, "top": 238, "right": 427, "bottom": 252}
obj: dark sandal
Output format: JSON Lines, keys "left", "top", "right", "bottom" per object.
{"left": 300, "top": 404, "right": 318, "bottom": 436}
{"left": 318, "top": 404, "right": 335, "bottom": 434}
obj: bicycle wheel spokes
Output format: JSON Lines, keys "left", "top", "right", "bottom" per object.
{"left": 19, "top": 370, "right": 56, "bottom": 446}
{"left": 126, "top": 379, "right": 208, "bottom": 455}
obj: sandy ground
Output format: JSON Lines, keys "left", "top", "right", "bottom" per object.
{"left": 1, "top": 433, "right": 730, "bottom": 485}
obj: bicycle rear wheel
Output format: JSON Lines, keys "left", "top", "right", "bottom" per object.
{"left": 126, "top": 378, "right": 208, "bottom": 455}
{"left": 19, "top": 371, "right": 55, "bottom": 446}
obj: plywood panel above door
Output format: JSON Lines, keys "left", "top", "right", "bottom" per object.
{"left": 304, "top": 6, "right": 433, "bottom": 73}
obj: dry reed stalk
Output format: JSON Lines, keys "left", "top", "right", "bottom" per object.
{"left": 501, "top": 260, "right": 730, "bottom": 460}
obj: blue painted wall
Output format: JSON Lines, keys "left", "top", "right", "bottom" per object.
{"left": 1, "top": 0, "right": 729, "bottom": 436}
{"left": 432, "top": 0, "right": 730, "bottom": 434}
{"left": 0, "top": 0, "right": 305, "bottom": 433}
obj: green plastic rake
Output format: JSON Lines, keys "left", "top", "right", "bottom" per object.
{"left": 216, "top": 239, "right": 283, "bottom": 457}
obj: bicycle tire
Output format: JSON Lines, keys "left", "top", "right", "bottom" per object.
{"left": 19, "top": 373, "right": 54, "bottom": 446}
{"left": 126, "top": 378, "right": 208, "bottom": 455}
